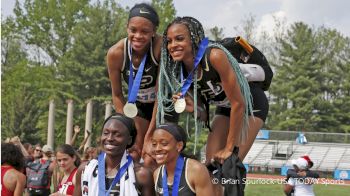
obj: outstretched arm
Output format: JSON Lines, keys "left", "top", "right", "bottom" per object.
{"left": 70, "top": 125, "right": 81, "bottom": 146}
{"left": 10, "top": 136, "right": 29, "bottom": 157}
{"left": 78, "top": 130, "right": 91, "bottom": 152}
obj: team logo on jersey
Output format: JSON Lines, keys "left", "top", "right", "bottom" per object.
{"left": 126, "top": 70, "right": 154, "bottom": 89}
{"left": 206, "top": 81, "right": 223, "bottom": 95}
{"left": 200, "top": 81, "right": 224, "bottom": 101}
{"left": 140, "top": 75, "right": 154, "bottom": 88}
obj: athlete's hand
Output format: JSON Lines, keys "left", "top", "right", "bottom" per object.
{"left": 213, "top": 148, "right": 233, "bottom": 164}
{"left": 172, "top": 92, "right": 196, "bottom": 113}
{"left": 172, "top": 92, "right": 183, "bottom": 102}
{"left": 128, "top": 145, "right": 141, "bottom": 162}
{"left": 74, "top": 125, "right": 81, "bottom": 133}
{"left": 141, "top": 138, "right": 153, "bottom": 159}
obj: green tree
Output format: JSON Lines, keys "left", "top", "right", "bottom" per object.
{"left": 152, "top": 0, "right": 176, "bottom": 34}
{"left": 2, "top": 0, "right": 130, "bottom": 146}
{"left": 268, "top": 22, "right": 350, "bottom": 134}
{"left": 57, "top": 0, "right": 129, "bottom": 145}
{"left": 13, "top": 0, "right": 90, "bottom": 64}
{"left": 268, "top": 22, "right": 320, "bottom": 131}
{"left": 313, "top": 27, "right": 350, "bottom": 133}
{"left": 209, "top": 26, "right": 224, "bottom": 41}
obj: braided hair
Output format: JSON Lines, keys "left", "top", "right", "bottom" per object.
{"left": 158, "top": 17, "right": 205, "bottom": 120}
{"left": 157, "top": 17, "right": 253, "bottom": 151}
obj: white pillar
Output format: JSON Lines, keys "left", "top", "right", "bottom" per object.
{"left": 84, "top": 99, "right": 93, "bottom": 149}
{"left": 65, "top": 99, "right": 74, "bottom": 144}
{"left": 105, "top": 101, "right": 113, "bottom": 119}
{"left": 47, "top": 100, "right": 55, "bottom": 149}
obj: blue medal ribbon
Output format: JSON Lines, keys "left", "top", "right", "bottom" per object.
{"left": 98, "top": 152, "right": 133, "bottom": 196}
{"left": 128, "top": 46, "right": 148, "bottom": 103}
{"left": 180, "top": 38, "right": 209, "bottom": 97}
{"left": 162, "top": 155, "right": 185, "bottom": 196}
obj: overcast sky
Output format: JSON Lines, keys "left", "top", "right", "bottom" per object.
{"left": 2, "top": 0, "right": 349, "bottom": 37}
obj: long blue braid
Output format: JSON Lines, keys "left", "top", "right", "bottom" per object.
{"left": 157, "top": 17, "right": 253, "bottom": 153}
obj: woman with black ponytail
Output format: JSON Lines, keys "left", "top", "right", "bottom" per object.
{"left": 107, "top": 3, "right": 179, "bottom": 165}
{"left": 152, "top": 123, "right": 214, "bottom": 196}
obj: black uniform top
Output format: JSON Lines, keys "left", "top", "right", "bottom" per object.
{"left": 185, "top": 48, "right": 231, "bottom": 108}
{"left": 121, "top": 38, "right": 158, "bottom": 103}
{"left": 155, "top": 158, "right": 196, "bottom": 196}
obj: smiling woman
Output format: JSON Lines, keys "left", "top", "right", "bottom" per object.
{"left": 152, "top": 123, "right": 215, "bottom": 196}
{"left": 73, "top": 113, "right": 155, "bottom": 196}
{"left": 107, "top": 3, "right": 178, "bottom": 167}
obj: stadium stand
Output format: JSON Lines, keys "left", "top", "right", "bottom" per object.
{"left": 243, "top": 140, "right": 350, "bottom": 172}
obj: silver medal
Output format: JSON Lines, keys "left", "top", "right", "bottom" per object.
{"left": 174, "top": 98, "right": 186, "bottom": 113}
{"left": 123, "top": 103, "right": 138, "bottom": 118}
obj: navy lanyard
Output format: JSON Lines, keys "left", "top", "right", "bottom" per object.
{"left": 127, "top": 46, "right": 148, "bottom": 103}
{"left": 180, "top": 38, "right": 209, "bottom": 97}
{"left": 98, "top": 152, "right": 132, "bottom": 196}
{"left": 162, "top": 155, "right": 185, "bottom": 196}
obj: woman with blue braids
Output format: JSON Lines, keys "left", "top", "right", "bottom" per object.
{"left": 157, "top": 16, "right": 253, "bottom": 168}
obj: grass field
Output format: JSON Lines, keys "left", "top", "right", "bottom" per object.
{"left": 245, "top": 183, "right": 349, "bottom": 196}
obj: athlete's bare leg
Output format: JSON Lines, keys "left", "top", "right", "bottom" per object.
{"left": 129, "top": 116, "right": 149, "bottom": 162}
{"left": 205, "top": 115, "right": 230, "bottom": 165}
{"left": 238, "top": 116, "right": 264, "bottom": 161}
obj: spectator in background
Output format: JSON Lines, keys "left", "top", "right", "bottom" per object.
{"left": 1, "top": 143, "right": 27, "bottom": 196}
{"left": 33, "top": 144, "right": 43, "bottom": 161}
{"left": 7, "top": 136, "right": 33, "bottom": 165}
{"left": 284, "top": 157, "right": 317, "bottom": 196}
{"left": 50, "top": 144, "right": 81, "bottom": 196}
{"left": 296, "top": 132, "right": 308, "bottom": 144}
{"left": 26, "top": 145, "right": 56, "bottom": 195}
{"left": 69, "top": 125, "right": 92, "bottom": 154}
{"left": 81, "top": 147, "right": 98, "bottom": 164}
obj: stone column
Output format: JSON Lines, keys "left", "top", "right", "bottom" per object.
{"left": 105, "top": 101, "right": 113, "bottom": 119}
{"left": 65, "top": 99, "right": 74, "bottom": 144}
{"left": 47, "top": 100, "right": 55, "bottom": 149}
{"left": 84, "top": 99, "right": 93, "bottom": 149}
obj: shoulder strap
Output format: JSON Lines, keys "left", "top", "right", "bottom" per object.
{"left": 67, "top": 168, "right": 78, "bottom": 181}
{"left": 121, "top": 37, "right": 128, "bottom": 72}
{"left": 39, "top": 159, "right": 51, "bottom": 170}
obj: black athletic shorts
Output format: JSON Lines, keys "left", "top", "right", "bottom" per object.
{"left": 135, "top": 101, "right": 154, "bottom": 121}
{"left": 215, "top": 83, "right": 269, "bottom": 122}
{"left": 135, "top": 101, "right": 179, "bottom": 123}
